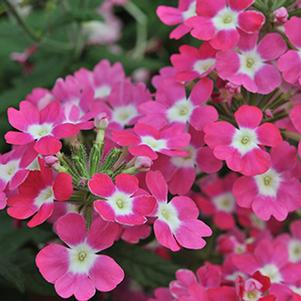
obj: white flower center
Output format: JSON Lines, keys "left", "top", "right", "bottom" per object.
{"left": 69, "top": 243, "right": 96, "bottom": 274}
{"left": 27, "top": 123, "right": 53, "bottom": 140}
{"left": 259, "top": 264, "right": 282, "bottom": 283}
{"left": 212, "top": 192, "right": 236, "bottom": 213}
{"left": 112, "top": 105, "right": 138, "bottom": 127}
{"left": 193, "top": 59, "right": 215, "bottom": 75}
{"left": 94, "top": 85, "right": 111, "bottom": 98}
{"left": 171, "top": 145, "right": 196, "bottom": 168}
{"left": 231, "top": 127, "right": 259, "bottom": 155}
{"left": 289, "top": 239, "right": 301, "bottom": 263}
{"left": 157, "top": 202, "right": 180, "bottom": 232}
{"left": 239, "top": 51, "right": 264, "bottom": 78}
{"left": 213, "top": 8, "right": 238, "bottom": 30}
{"left": 107, "top": 191, "right": 133, "bottom": 215}
{"left": 167, "top": 99, "right": 194, "bottom": 123}
{"left": 141, "top": 136, "right": 167, "bottom": 151}
{"left": 34, "top": 186, "right": 54, "bottom": 207}
{"left": 0, "top": 159, "right": 20, "bottom": 182}
{"left": 182, "top": 1, "right": 197, "bottom": 20}
{"left": 255, "top": 169, "right": 281, "bottom": 197}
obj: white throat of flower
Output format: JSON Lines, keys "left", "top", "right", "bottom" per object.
{"left": 0, "top": 159, "right": 20, "bottom": 182}
{"left": 107, "top": 191, "right": 133, "bottom": 215}
{"left": 193, "top": 59, "right": 215, "bottom": 75}
{"left": 259, "top": 264, "right": 283, "bottom": 283}
{"left": 171, "top": 145, "right": 196, "bottom": 168}
{"left": 34, "top": 186, "right": 54, "bottom": 207}
{"left": 140, "top": 136, "right": 167, "bottom": 151}
{"left": 254, "top": 168, "right": 281, "bottom": 197}
{"left": 94, "top": 84, "right": 111, "bottom": 98}
{"left": 289, "top": 239, "right": 301, "bottom": 263}
{"left": 68, "top": 243, "right": 97, "bottom": 274}
{"left": 212, "top": 192, "right": 235, "bottom": 213}
{"left": 27, "top": 123, "right": 53, "bottom": 140}
{"left": 182, "top": 1, "right": 197, "bottom": 20}
{"left": 112, "top": 105, "right": 138, "bottom": 127}
{"left": 213, "top": 7, "right": 238, "bottom": 30}
{"left": 239, "top": 50, "right": 264, "bottom": 79}
{"left": 157, "top": 202, "right": 180, "bottom": 232}
{"left": 167, "top": 98, "right": 194, "bottom": 124}
{"left": 231, "top": 127, "right": 259, "bottom": 156}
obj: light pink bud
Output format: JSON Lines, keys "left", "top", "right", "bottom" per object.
{"left": 273, "top": 7, "right": 288, "bottom": 24}
{"left": 225, "top": 82, "right": 241, "bottom": 94}
{"left": 94, "top": 112, "right": 109, "bottom": 129}
{"left": 44, "top": 155, "right": 59, "bottom": 166}
{"left": 134, "top": 156, "right": 153, "bottom": 171}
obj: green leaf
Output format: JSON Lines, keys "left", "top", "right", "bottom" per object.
{"left": 111, "top": 243, "right": 178, "bottom": 288}
{"left": 0, "top": 259, "right": 26, "bottom": 292}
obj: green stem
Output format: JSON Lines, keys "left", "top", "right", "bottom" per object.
{"left": 4, "top": 0, "right": 41, "bottom": 42}
{"left": 125, "top": 1, "right": 147, "bottom": 59}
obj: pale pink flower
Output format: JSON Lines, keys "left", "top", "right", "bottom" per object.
{"left": 36, "top": 213, "right": 124, "bottom": 301}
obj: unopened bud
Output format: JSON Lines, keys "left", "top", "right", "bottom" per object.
{"left": 44, "top": 155, "right": 58, "bottom": 166}
{"left": 94, "top": 112, "right": 109, "bottom": 130}
{"left": 225, "top": 82, "right": 241, "bottom": 94}
{"left": 273, "top": 7, "right": 288, "bottom": 24}
{"left": 134, "top": 156, "right": 153, "bottom": 171}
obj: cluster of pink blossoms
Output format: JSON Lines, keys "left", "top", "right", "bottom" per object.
{"left": 3, "top": 1, "right": 301, "bottom": 300}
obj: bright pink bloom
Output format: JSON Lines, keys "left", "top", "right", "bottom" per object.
{"left": 170, "top": 43, "right": 216, "bottom": 81}
{"left": 0, "top": 145, "right": 37, "bottom": 191}
{"left": 52, "top": 74, "right": 99, "bottom": 129}
{"left": 121, "top": 224, "right": 151, "bottom": 244}
{"left": 290, "top": 104, "right": 301, "bottom": 157}
{"left": 26, "top": 88, "right": 54, "bottom": 110}
{"left": 36, "top": 213, "right": 124, "bottom": 301}
{"left": 186, "top": 0, "right": 265, "bottom": 50}
{"left": 233, "top": 142, "right": 301, "bottom": 221}
{"left": 139, "top": 79, "right": 217, "bottom": 131}
{"left": 278, "top": 17, "right": 301, "bottom": 86}
{"left": 233, "top": 238, "right": 301, "bottom": 285}
{"left": 157, "top": 0, "right": 197, "bottom": 39}
{"left": 97, "top": 80, "right": 152, "bottom": 129}
{"left": 204, "top": 105, "right": 283, "bottom": 176}
{"left": 195, "top": 173, "right": 238, "bottom": 230}
{"left": 77, "top": 59, "right": 125, "bottom": 100}
{"left": 216, "top": 32, "right": 287, "bottom": 94}
{"left": 146, "top": 171, "right": 212, "bottom": 251}
{"left": 7, "top": 160, "right": 73, "bottom": 227}
{"left": 151, "top": 127, "right": 222, "bottom": 195}
{"left": 112, "top": 123, "right": 190, "bottom": 160}
{"left": 5, "top": 101, "right": 79, "bottom": 155}
{"left": 88, "top": 173, "right": 156, "bottom": 226}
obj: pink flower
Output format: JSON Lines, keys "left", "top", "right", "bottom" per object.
{"left": 151, "top": 127, "right": 222, "bottom": 195}
{"left": 157, "top": 0, "right": 197, "bottom": 39}
{"left": 88, "top": 173, "right": 156, "bottom": 226}
{"left": 52, "top": 74, "right": 99, "bottom": 129}
{"left": 7, "top": 160, "right": 73, "bottom": 227}
{"left": 273, "top": 7, "right": 288, "bottom": 24}
{"left": 36, "top": 213, "right": 124, "bottom": 301}
{"left": 204, "top": 105, "right": 283, "bottom": 176}
{"left": 112, "top": 123, "right": 190, "bottom": 160}
{"left": 121, "top": 224, "right": 151, "bottom": 244}
{"left": 149, "top": 288, "right": 174, "bottom": 301}
{"left": 26, "top": 88, "right": 54, "bottom": 110}
{"left": 233, "top": 238, "right": 301, "bottom": 285}
{"left": 186, "top": 0, "right": 265, "bottom": 50}
{"left": 290, "top": 104, "right": 301, "bottom": 157}
{"left": 146, "top": 171, "right": 212, "bottom": 251}
{"left": 195, "top": 173, "right": 238, "bottom": 230}
{"left": 278, "top": 17, "right": 301, "bottom": 86}
{"left": 139, "top": 79, "right": 217, "bottom": 131}
{"left": 5, "top": 101, "right": 79, "bottom": 155}
{"left": 170, "top": 43, "right": 216, "bottom": 81}
{"left": 0, "top": 145, "right": 37, "bottom": 191}
{"left": 216, "top": 32, "right": 287, "bottom": 94}
{"left": 97, "top": 80, "right": 152, "bottom": 129}
{"left": 233, "top": 142, "right": 301, "bottom": 221}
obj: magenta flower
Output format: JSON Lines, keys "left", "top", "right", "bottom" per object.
{"left": 88, "top": 173, "right": 156, "bottom": 226}
{"left": 195, "top": 173, "right": 238, "bottom": 230}
{"left": 216, "top": 32, "right": 287, "bottom": 94}
{"left": 146, "top": 170, "right": 212, "bottom": 251}
{"left": 36, "top": 213, "right": 124, "bottom": 301}
{"left": 0, "top": 144, "right": 36, "bottom": 191}
{"left": 204, "top": 105, "right": 282, "bottom": 176}
{"left": 186, "top": 0, "right": 265, "bottom": 50}
{"left": 171, "top": 42, "right": 217, "bottom": 81}
{"left": 112, "top": 123, "right": 190, "bottom": 160}
{"left": 290, "top": 104, "right": 301, "bottom": 157}
{"left": 157, "top": 0, "right": 197, "bottom": 39}
{"left": 5, "top": 101, "right": 79, "bottom": 155}
{"left": 7, "top": 160, "right": 73, "bottom": 227}
{"left": 278, "top": 17, "right": 301, "bottom": 86}
{"left": 97, "top": 80, "right": 152, "bottom": 129}
{"left": 233, "top": 142, "right": 301, "bottom": 221}
{"left": 152, "top": 127, "right": 222, "bottom": 195}
{"left": 139, "top": 79, "right": 217, "bottom": 131}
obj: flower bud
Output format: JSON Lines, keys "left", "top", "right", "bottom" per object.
{"left": 134, "top": 156, "right": 153, "bottom": 171}
{"left": 273, "top": 7, "right": 288, "bottom": 24}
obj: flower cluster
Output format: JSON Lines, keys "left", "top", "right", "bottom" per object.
{"left": 3, "top": 1, "right": 301, "bottom": 300}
